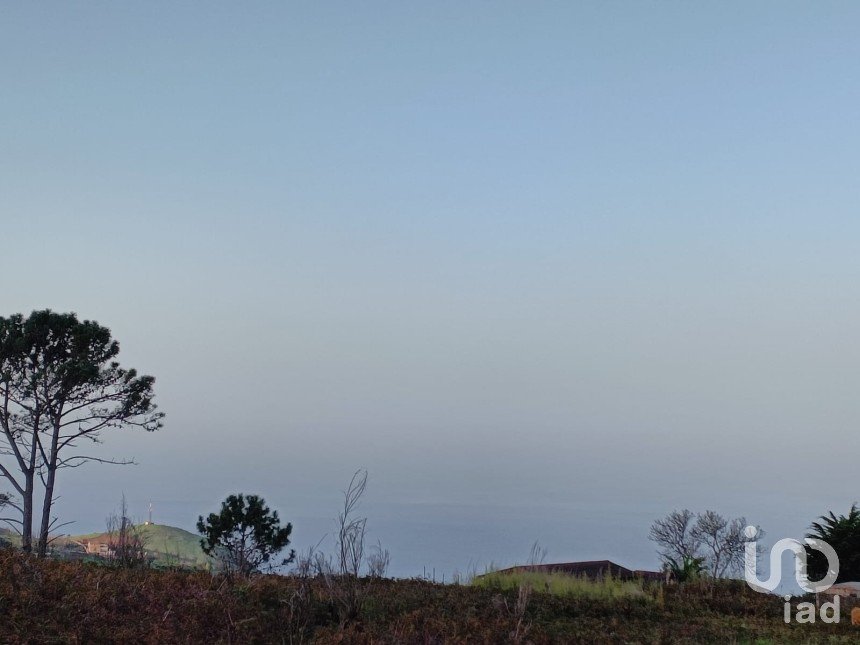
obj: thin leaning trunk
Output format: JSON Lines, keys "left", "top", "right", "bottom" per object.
{"left": 36, "top": 420, "right": 60, "bottom": 558}
{"left": 22, "top": 414, "right": 40, "bottom": 552}
{"left": 37, "top": 467, "right": 56, "bottom": 557}
{"left": 22, "top": 474, "right": 33, "bottom": 552}
{"left": 0, "top": 408, "right": 39, "bottom": 552}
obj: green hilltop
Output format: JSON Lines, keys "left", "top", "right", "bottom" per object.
{"left": 62, "top": 524, "right": 211, "bottom": 569}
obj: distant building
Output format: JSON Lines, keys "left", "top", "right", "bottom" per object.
{"left": 82, "top": 538, "right": 115, "bottom": 558}
{"left": 825, "top": 582, "right": 860, "bottom": 598}
{"left": 492, "top": 560, "right": 664, "bottom": 582}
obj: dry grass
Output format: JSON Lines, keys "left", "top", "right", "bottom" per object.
{"left": 0, "top": 548, "right": 859, "bottom": 643}
{"left": 474, "top": 570, "right": 648, "bottom": 600}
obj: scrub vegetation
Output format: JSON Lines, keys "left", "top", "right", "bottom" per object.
{"left": 1, "top": 549, "right": 859, "bottom": 643}
{"left": 473, "top": 570, "right": 648, "bottom": 600}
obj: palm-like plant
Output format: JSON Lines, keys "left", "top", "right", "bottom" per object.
{"left": 665, "top": 554, "right": 705, "bottom": 582}
{"left": 806, "top": 503, "right": 860, "bottom": 583}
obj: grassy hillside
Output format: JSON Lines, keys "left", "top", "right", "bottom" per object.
{"left": 0, "top": 548, "right": 859, "bottom": 643}
{"left": 137, "top": 523, "right": 211, "bottom": 568}
{"left": 65, "top": 524, "right": 211, "bottom": 568}
{"left": 1, "top": 524, "right": 209, "bottom": 567}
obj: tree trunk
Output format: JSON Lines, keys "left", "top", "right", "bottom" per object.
{"left": 21, "top": 472, "right": 33, "bottom": 552}
{"left": 36, "top": 422, "right": 60, "bottom": 558}
{"left": 0, "top": 392, "right": 36, "bottom": 550}
{"left": 36, "top": 466, "right": 56, "bottom": 557}
{"left": 22, "top": 414, "right": 40, "bottom": 553}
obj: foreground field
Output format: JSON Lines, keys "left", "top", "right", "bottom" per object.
{"left": 0, "top": 549, "right": 857, "bottom": 643}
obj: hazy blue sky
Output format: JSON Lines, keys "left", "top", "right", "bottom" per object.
{"left": 2, "top": 2, "right": 860, "bottom": 576}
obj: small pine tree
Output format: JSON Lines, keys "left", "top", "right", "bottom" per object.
{"left": 197, "top": 494, "right": 294, "bottom": 576}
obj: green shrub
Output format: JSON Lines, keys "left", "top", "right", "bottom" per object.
{"left": 473, "top": 570, "right": 649, "bottom": 601}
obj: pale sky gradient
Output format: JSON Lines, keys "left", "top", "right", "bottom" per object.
{"left": 2, "top": 2, "right": 859, "bottom": 577}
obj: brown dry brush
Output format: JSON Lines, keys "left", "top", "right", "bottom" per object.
{"left": 105, "top": 495, "right": 149, "bottom": 569}
{"left": 1, "top": 549, "right": 860, "bottom": 643}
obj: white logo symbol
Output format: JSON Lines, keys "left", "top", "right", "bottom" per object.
{"left": 743, "top": 525, "right": 839, "bottom": 593}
